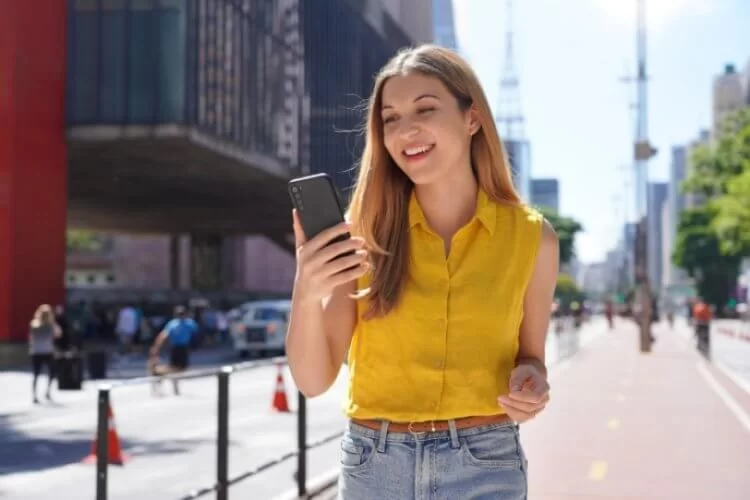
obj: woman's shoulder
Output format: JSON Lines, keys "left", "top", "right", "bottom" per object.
{"left": 495, "top": 201, "right": 544, "bottom": 229}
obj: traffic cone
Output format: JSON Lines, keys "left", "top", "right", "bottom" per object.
{"left": 272, "top": 364, "right": 290, "bottom": 413}
{"left": 83, "top": 403, "right": 128, "bottom": 465}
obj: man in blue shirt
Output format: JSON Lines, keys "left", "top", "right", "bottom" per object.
{"left": 149, "top": 305, "right": 198, "bottom": 395}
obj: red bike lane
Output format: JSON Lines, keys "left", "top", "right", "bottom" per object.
{"left": 521, "top": 319, "right": 750, "bottom": 500}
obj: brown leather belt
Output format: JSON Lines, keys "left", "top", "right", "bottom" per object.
{"left": 351, "top": 413, "right": 513, "bottom": 434}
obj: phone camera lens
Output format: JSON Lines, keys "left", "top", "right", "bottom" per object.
{"left": 291, "top": 186, "right": 298, "bottom": 193}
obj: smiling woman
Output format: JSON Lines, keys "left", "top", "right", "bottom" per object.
{"left": 285, "top": 44, "right": 559, "bottom": 500}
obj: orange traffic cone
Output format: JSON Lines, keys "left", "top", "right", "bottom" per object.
{"left": 83, "top": 403, "right": 128, "bottom": 465}
{"left": 272, "top": 364, "right": 290, "bottom": 413}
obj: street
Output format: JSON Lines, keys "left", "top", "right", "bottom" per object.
{"left": 0, "top": 319, "right": 601, "bottom": 500}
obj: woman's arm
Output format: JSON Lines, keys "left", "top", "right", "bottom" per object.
{"left": 516, "top": 220, "right": 560, "bottom": 373}
{"left": 286, "top": 279, "right": 357, "bottom": 397}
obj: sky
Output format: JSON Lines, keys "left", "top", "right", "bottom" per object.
{"left": 452, "top": 0, "right": 750, "bottom": 263}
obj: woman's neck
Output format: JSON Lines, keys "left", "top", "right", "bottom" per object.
{"left": 414, "top": 167, "right": 478, "bottom": 241}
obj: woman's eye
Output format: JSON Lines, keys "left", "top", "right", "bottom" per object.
{"left": 383, "top": 115, "right": 397, "bottom": 124}
{"left": 417, "top": 107, "right": 436, "bottom": 115}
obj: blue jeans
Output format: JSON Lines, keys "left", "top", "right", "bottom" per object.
{"left": 338, "top": 420, "right": 528, "bottom": 500}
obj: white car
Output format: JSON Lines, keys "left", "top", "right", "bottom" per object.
{"left": 230, "top": 300, "right": 290, "bottom": 358}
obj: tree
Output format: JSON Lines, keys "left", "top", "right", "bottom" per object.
{"left": 555, "top": 273, "right": 584, "bottom": 305}
{"left": 672, "top": 206, "right": 740, "bottom": 309}
{"left": 683, "top": 108, "right": 750, "bottom": 255}
{"left": 537, "top": 207, "right": 583, "bottom": 266}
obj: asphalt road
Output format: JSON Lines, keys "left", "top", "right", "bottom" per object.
{"left": 0, "top": 318, "right": 605, "bottom": 500}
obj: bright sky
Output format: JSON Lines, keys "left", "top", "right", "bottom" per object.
{"left": 453, "top": 0, "right": 749, "bottom": 263}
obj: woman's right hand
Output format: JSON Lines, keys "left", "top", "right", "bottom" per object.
{"left": 292, "top": 209, "right": 369, "bottom": 304}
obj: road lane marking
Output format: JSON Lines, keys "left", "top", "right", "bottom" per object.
{"left": 697, "top": 361, "right": 750, "bottom": 433}
{"left": 716, "top": 361, "right": 750, "bottom": 395}
{"left": 588, "top": 461, "right": 608, "bottom": 481}
{"left": 607, "top": 418, "right": 620, "bottom": 430}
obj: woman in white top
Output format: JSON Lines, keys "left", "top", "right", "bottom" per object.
{"left": 29, "top": 304, "right": 62, "bottom": 403}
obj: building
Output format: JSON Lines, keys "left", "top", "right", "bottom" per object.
{"left": 684, "top": 129, "right": 711, "bottom": 209}
{"left": 662, "top": 146, "right": 689, "bottom": 288}
{"left": 432, "top": 0, "right": 458, "bottom": 50}
{"left": 505, "top": 139, "right": 532, "bottom": 202}
{"left": 381, "top": 0, "right": 434, "bottom": 44}
{"left": 65, "top": 0, "right": 431, "bottom": 296}
{"left": 530, "top": 178, "right": 559, "bottom": 212}
{"left": 647, "top": 182, "right": 668, "bottom": 292}
{"left": 713, "top": 63, "right": 746, "bottom": 136}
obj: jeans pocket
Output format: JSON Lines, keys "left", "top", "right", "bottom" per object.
{"left": 460, "top": 425, "right": 523, "bottom": 470}
{"left": 339, "top": 433, "right": 375, "bottom": 471}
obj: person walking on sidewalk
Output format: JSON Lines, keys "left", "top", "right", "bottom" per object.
{"left": 286, "top": 45, "right": 559, "bottom": 499}
{"left": 149, "top": 305, "right": 198, "bottom": 396}
{"left": 29, "top": 304, "right": 63, "bottom": 404}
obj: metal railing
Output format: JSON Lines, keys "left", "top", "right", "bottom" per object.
{"left": 93, "top": 356, "right": 342, "bottom": 500}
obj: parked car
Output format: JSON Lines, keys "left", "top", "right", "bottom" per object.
{"left": 230, "top": 300, "right": 290, "bottom": 358}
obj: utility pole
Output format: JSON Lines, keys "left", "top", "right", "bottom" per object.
{"left": 622, "top": 0, "right": 658, "bottom": 352}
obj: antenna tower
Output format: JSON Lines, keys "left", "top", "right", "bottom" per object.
{"left": 495, "top": 0, "right": 525, "bottom": 140}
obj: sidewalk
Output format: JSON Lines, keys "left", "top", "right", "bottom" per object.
{"left": 522, "top": 319, "right": 750, "bottom": 500}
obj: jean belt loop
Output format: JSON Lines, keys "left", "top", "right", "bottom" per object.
{"left": 448, "top": 419, "right": 460, "bottom": 449}
{"left": 377, "top": 420, "right": 389, "bottom": 453}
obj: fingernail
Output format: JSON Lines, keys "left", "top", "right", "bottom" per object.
{"left": 511, "top": 386, "right": 521, "bottom": 392}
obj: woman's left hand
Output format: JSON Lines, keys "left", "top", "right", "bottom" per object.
{"left": 497, "top": 363, "right": 550, "bottom": 423}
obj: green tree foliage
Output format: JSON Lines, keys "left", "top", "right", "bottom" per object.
{"left": 672, "top": 206, "right": 740, "bottom": 309}
{"left": 555, "top": 273, "right": 584, "bottom": 305}
{"left": 674, "top": 108, "right": 750, "bottom": 311}
{"left": 537, "top": 207, "right": 583, "bottom": 265}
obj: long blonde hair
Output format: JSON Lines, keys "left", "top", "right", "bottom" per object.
{"left": 30, "top": 304, "right": 56, "bottom": 329}
{"left": 348, "top": 44, "right": 521, "bottom": 319}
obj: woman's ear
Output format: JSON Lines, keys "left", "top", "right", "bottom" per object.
{"left": 467, "top": 107, "right": 481, "bottom": 136}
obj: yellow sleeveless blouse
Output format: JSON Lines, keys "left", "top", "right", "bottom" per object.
{"left": 345, "top": 189, "right": 543, "bottom": 422}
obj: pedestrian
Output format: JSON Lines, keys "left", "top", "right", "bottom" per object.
{"left": 29, "top": 304, "right": 63, "bottom": 404}
{"left": 286, "top": 44, "right": 559, "bottom": 499}
{"left": 149, "top": 305, "right": 198, "bottom": 396}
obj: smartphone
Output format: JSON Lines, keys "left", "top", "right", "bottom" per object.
{"left": 288, "top": 173, "right": 354, "bottom": 256}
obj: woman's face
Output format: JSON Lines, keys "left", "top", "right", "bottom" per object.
{"left": 380, "top": 73, "right": 476, "bottom": 185}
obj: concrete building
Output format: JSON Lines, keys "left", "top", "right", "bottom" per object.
{"left": 647, "top": 182, "right": 668, "bottom": 292}
{"left": 381, "top": 0, "right": 434, "bottom": 44}
{"left": 64, "top": 0, "right": 432, "bottom": 298}
{"left": 530, "top": 178, "right": 559, "bottom": 213}
{"left": 713, "top": 63, "right": 746, "bottom": 136}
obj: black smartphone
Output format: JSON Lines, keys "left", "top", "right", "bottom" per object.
{"left": 288, "top": 173, "right": 354, "bottom": 256}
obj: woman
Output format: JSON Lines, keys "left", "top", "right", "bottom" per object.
{"left": 29, "top": 304, "right": 63, "bottom": 403}
{"left": 286, "top": 45, "right": 559, "bottom": 499}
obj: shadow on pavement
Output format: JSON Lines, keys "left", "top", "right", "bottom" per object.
{"left": 0, "top": 412, "right": 240, "bottom": 475}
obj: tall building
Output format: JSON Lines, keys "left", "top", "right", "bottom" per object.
{"left": 432, "top": 0, "right": 457, "bottom": 50}
{"left": 647, "top": 182, "right": 668, "bottom": 292}
{"left": 530, "top": 178, "right": 559, "bottom": 212}
{"left": 684, "top": 129, "right": 711, "bottom": 209}
{"left": 713, "top": 63, "right": 746, "bottom": 135}
{"left": 662, "top": 146, "right": 688, "bottom": 288}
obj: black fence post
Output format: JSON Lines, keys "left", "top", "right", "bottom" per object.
{"left": 96, "top": 386, "right": 110, "bottom": 500}
{"left": 217, "top": 366, "right": 232, "bottom": 500}
{"left": 296, "top": 390, "right": 307, "bottom": 498}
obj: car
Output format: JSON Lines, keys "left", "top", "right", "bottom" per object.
{"left": 230, "top": 300, "right": 291, "bottom": 359}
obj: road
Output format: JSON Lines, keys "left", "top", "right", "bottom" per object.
{"left": 0, "top": 319, "right": 603, "bottom": 500}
